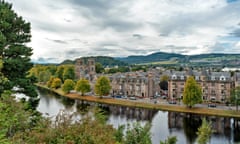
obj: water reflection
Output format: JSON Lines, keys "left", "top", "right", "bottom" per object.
{"left": 168, "top": 112, "right": 240, "bottom": 144}
{"left": 37, "top": 88, "right": 240, "bottom": 144}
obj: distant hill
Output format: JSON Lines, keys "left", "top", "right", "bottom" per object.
{"left": 60, "top": 56, "right": 128, "bottom": 67}
{"left": 115, "top": 52, "right": 240, "bottom": 66}
{"left": 116, "top": 52, "right": 185, "bottom": 64}
{"left": 59, "top": 52, "right": 240, "bottom": 67}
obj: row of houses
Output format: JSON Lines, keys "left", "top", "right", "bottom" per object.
{"left": 75, "top": 58, "right": 240, "bottom": 102}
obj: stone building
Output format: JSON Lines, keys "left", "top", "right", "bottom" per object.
{"left": 109, "top": 70, "right": 160, "bottom": 98}
{"left": 168, "top": 70, "right": 233, "bottom": 103}
{"left": 75, "top": 58, "right": 96, "bottom": 81}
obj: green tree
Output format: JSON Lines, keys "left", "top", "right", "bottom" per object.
{"left": 47, "top": 76, "right": 54, "bottom": 88}
{"left": 160, "top": 136, "right": 177, "bottom": 144}
{"left": 95, "top": 62, "right": 104, "bottom": 73}
{"left": 230, "top": 86, "right": 240, "bottom": 111}
{"left": 183, "top": 76, "right": 202, "bottom": 108}
{"left": 159, "top": 75, "right": 169, "bottom": 91}
{"left": 51, "top": 78, "right": 61, "bottom": 89}
{"left": 94, "top": 76, "right": 111, "bottom": 97}
{"left": 0, "top": 90, "right": 33, "bottom": 141}
{"left": 0, "top": 1, "right": 37, "bottom": 97}
{"left": 0, "top": 59, "right": 8, "bottom": 93}
{"left": 196, "top": 118, "right": 213, "bottom": 144}
{"left": 55, "top": 66, "right": 64, "bottom": 82}
{"left": 75, "top": 78, "right": 91, "bottom": 96}
{"left": 62, "top": 79, "right": 75, "bottom": 94}
{"left": 124, "top": 122, "right": 151, "bottom": 144}
{"left": 38, "top": 70, "right": 51, "bottom": 83}
{"left": 62, "top": 65, "right": 75, "bottom": 81}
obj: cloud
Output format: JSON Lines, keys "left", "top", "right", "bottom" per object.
{"left": 6, "top": 0, "right": 240, "bottom": 63}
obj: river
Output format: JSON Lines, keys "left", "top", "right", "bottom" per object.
{"left": 36, "top": 88, "right": 240, "bottom": 144}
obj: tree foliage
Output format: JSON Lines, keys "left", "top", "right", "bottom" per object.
{"left": 94, "top": 76, "right": 111, "bottom": 97}
{"left": 95, "top": 62, "right": 104, "bottom": 73}
{"left": 62, "top": 79, "right": 75, "bottom": 94}
{"left": 160, "top": 136, "right": 177, "bottom": 144}
{"left": 0, "top": 90, "right": 36, "bottom": 142}
{"left": 55, "top": 66, "right": 64, "bottom": 82}
{"left": 230, "top": 86, "right": 240, "bottom": 111}
{"left": 125, "top": 122, "right": 152, "bottom": 144}
{"left": 75, "top": 78, "right": 91, "bottom": 96}
{"left": 196, "top": 118, "right": 213, "bottom": 144}
{"left": 51, "top": 78, "right": 62, "bottom": 89}
{"left": 0, "top": 1, "right": 36, "bottom": 97}
{"left": 183, "top": 76, "right": 202, "bottom": 108}
{"left": 62, "top": 65, "right": 75, "bottom": 81}
{"left": 159, "top": 75, "right": 169, "bottom": 91}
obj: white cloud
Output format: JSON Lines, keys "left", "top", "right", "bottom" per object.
{"left": 6, "top": 0, "right": 240, "bottom": 63}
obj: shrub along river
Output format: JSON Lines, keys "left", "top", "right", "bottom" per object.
{"left": 36, "top": 88, "right": 240, "bottom": 144}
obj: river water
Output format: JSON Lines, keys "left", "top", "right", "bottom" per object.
{"left": 36, "top": 88, "right": 240, "bottom": 144}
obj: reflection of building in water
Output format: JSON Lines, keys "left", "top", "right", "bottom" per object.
{"left": 168, "top": 112, "right": 231, "bottom": 134}
{"left": 107, "top": 105, "right": 158, "bottom": 121}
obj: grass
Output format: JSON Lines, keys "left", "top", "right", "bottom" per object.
{"left": 36, "top": 84, "right": 240, "bottom": 118}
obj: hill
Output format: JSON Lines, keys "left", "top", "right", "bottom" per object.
{"left": 60, "top": 56, "right": 128, "bottom": 67}
{"left": 116, "top": 52, "right": 240, "bottom": 66}
{"left": 116, "top": 52, "right": 185, "bottom": 64}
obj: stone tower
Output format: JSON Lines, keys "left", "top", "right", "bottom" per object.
{"left": 75, "top": 58, "right": 96, "bottom": 81}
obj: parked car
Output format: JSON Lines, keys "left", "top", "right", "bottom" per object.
{"left": 168, "top": 100, "right": 177, "bottom": 104}
{"left": 162, "top": 96, "right": 167, "bottom": 99}
{"left": 114, "top": 95, "right": 122, "bottom": 98}
{"left": 129, "top": 97, "right": 137, "bottom": 100}
{"left": 208, "top": 103, "right": 216, "bottom": 107}
{"left": 122, "top": 95, "right": 128, "bottom": 99}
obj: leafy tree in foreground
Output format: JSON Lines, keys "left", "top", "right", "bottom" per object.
{"left": 0, "top": 1, "right": 37, "bottom": 97}
{"left": 160, "top": 136, "right": 177, "bottom": 144}
{"left": 75, "top": 78, "right": 91, "bottom": 96}
{"left": 125, "top": 122, "right": 151, "bottom": 144}
{"left": 196, "top": 118, "right": 213, "bottom": 144}
{"left": 62, "top": 79, "right": 75, "bottom": 94}
{"left": 94, "top": 76, "right": 111, "bottom": 97}
{"left": 230, "top": 86, "right": 240, "bottom": 111}
{"left": 183, "top": 76, "right": 202, "bottom": 108}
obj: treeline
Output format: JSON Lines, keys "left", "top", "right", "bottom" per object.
{"left": 60, "top": 56, "right": 128, "bottom": 67}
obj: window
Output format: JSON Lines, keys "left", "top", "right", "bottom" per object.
{"left": 211, "top": 76, "right": 215, "bottom": 81}
{"left": 195, "top": 76, "right": 199, "bottom": 80}
{"left": 220, "top": 76, "right": 226, "bottom": 81}
{"left": 172, "top": 74, "right": 177, "bottom": 80}
{"left": 180, "top": 75, "right": 184, "bottom": 80}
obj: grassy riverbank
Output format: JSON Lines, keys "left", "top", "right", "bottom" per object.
{"left": 36, "top": 84, "right": 240, "bottom": 118}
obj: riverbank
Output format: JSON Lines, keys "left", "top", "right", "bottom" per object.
{"left": 36, "top": 84, "right": 240, "bottom": 118}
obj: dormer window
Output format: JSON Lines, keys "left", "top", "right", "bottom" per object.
{"left": 180, "top": 75, "right": 184, "bottom": 80}
{"left": 172, "top": 74, "right": 177, "bottom": 80}
{"left": 195, "top": 76, "right": 199, "bottom": 80}
{"left": 220, "top": 76, "right": 226, "bottom": 81}
{"left": 211, "top": 76, "right": 215, "bottom": 81}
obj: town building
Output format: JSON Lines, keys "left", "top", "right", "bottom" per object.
{"left": 168, "top": 70, "right": 233, "bottom": 103}
{"left": 108, "top": 70, "right": 160, "bottom": 98}
{"left": 75, "top": 58, "right": 96, "bottom": 81}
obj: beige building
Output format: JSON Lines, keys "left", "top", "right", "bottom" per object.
{"left": 168, "top": 70, "right": 233, "bottom": 103}
{"left": 75, "top": 58, "right": 96, "bottom": 81}
{"left": 109, "top": 71, "right": 160, "bottom": 98}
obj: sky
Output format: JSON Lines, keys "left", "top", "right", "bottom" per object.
{"left": 6, "top": 0, "right": 240, "bottom": 63}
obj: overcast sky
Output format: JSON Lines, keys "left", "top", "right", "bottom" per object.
{"left": 6, "top": 0, "right": 240, "bottom": 63}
